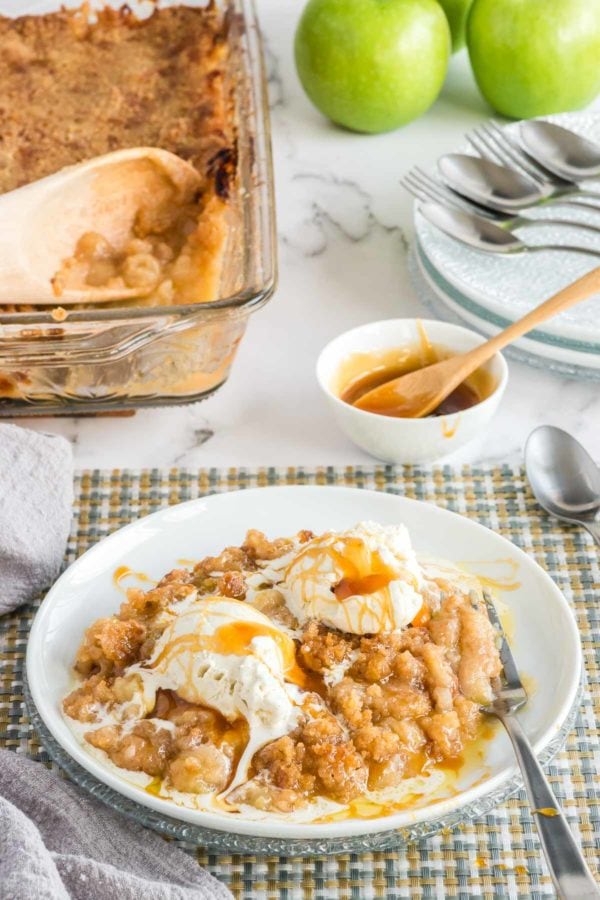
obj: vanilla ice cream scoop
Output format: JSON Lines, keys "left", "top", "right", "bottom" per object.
{"left": 282, "top": 522, "right": 424, "bottom": 634}
{"left": 133, "top": 596, "right": 304, "bottom": 791}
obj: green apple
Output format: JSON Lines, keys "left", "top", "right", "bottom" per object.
{"left": 467, "top": 0, "right": 600, "bottom": 119}
{"left": 436, "top": 0, "right": 473, "bottom": 52}
{"left": 294, "top": 0, "right": 451, "bottom": 134}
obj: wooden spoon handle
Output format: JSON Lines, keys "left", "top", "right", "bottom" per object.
{"left": 461, "top": 266, "right": 600, "bottom": 370}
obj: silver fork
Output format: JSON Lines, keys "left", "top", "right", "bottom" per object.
{"left": 466, "top": 121, "right": 564, "bottom": 187}
{"left": 481, "top": 593, "right": 599, "bottom": 899}
{"left": 402, "top": 167, "right": 496, "bottom": 216}
{"left": 402, "top": 168, "right": 600, "bottom": 236}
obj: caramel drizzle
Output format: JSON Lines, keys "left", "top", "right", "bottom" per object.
{"left": 148, "top": 606, "right": 305, "bottom": 688}
{"left": 286, "top": 536, "right": 419, "bottom": 632}
{"left": 113, "top": 565, "right": 156, "bottom": 592}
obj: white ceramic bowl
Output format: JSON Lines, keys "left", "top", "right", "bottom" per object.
{"left": 316, "top": 319, "right": 508, "bottom": 464}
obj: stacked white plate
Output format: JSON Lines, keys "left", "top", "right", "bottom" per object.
{"left": 410, "top": 111, "right": 600, "bottom": 381}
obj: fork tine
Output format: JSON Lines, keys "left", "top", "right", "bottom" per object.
{"left": 412, "top": 166, "right": 438, "bottom": 184}
{"left": 403, "top": 169, "right": 442, "bottom": 199}
{"left": 402, "top": 177, "right": 455, "bottom": 211}
{"left": 405, "top": 174, "right": 460, "bottom": 211}
{"left": 481, "top": 591, "right": 525, "bottom": 696}
{"left": 481, "top": 123, "right": 537, "bottom": 173}
{"left": 411, "top": 168, "right": 470, "bottom": 206}
{"left": 482, "top": 122, "right": 549, "bottom": 184}
{"left": 400, "top": 177, "right": 429, "bottom": 203}
{"left": 402, "top": 168, "right": 496, "bottom": 219}
{"left": 405, "top": 167, "right": 499, "bottom": 219}
{"left": 467, "top": 128, "right": 504, "bottom": 167}
{"left": 467, "top": 121, "right": 545, "bottom": 185}
{"left": 468, "top": 122, "right": 543, "bottom": 185}
{"left": 408, "top": 171, "right": 451, "bottom": 203}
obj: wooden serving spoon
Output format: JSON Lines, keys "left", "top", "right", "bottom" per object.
{"left": 0, "top": 147, "right": 201, "bottom": 305}
{"left": 355, "top": 266, "right": 600, "bottom": 418}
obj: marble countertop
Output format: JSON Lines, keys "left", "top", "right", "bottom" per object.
{"left": 9, "top": 1, "right": 600, "bottom": 469}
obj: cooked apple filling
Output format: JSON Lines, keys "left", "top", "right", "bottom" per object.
{"left": 0, "top": 3, "right": 236, "bottom": 309}
{"left": 63, "top": 523, "right": 503, "bottom": 821}
{"left": 51, "top": 192, "right": 228, "bottom": 307}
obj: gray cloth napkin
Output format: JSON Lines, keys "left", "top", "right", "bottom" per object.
{"left": 0, "top": 750, "right": 232, "bottom": 900}
{"left": 0, "top": 424, "right": 73, "bottom": 614}
{"left": 0, "top": 428, "right": 232, "bottom": 898}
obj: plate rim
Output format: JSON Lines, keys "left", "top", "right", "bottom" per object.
{"left": 415, "top": 234, "right": 600, "bottom": 357}
{"left": 410, "top": 244, "right": 600, "bottom": 382}
{"left": 415, "top": 241, "right": 600, "bottom": 371}
{"left": 24, "top": 672, "right": 584, "bottom": 854}
{"left": 26, "top": 485, "right": 583, "bottom": 840}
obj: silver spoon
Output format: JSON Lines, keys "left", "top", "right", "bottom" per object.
{"left": 418, "top": 202, "right": 600, "bottom": 258}
{"left": 520, "top": 121, "right": 600, "bottom": 182}
{"left": 403, "top": 167, "right": 600, "bottom": 235}
{"left": 525, "top": 426, "right": 600, "bottom": 547}
{"left": 439, "top": 154, "right": 600, "bottom": 215}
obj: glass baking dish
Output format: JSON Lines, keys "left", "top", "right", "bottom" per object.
{"left": 0, "top": 0, "right": 276, "bottom": 415}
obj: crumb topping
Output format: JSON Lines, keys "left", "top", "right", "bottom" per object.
{"left": 63, "top": 526, "right": 502, "bottom": 817}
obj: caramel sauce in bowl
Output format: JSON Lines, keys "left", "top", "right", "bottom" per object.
{"left": 316, "top": 318, "right": 508, "bottom": 464}
{"left": 337, "top": 344, "right": 495, "bottom": 419}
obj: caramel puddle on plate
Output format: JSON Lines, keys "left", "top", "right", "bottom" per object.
{"left": 145, "top": 776, "right": 162, "bottom": 797}
{"left": 313, "top": 720, "right": 499, "bottom": 824}
{"left": 113, "top": 565, "right": 156, "bottom": 591}
{"left": 144, "top": 701, "right": 250, "bottom": 805}
{"left": 141, "top": 722, "right": 502, "bottom": 824}
{"left": 462, "top": 559, "right": 521, "bottom": 644}
{"left": 468, "top": 561, "right": 531, "bottom": 674}
{"left": 460, "top": 558, "right": 522, "bottom": 594}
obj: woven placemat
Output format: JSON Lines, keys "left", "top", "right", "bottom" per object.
{"left": 1, "top": 465, "right": 598, "bottom": 899}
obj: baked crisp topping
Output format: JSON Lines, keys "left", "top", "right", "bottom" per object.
{"left": 0, "top": 3, "right": 236, "bottom": 307}
{"left": 63, "top": 523, "right": 503, "bottom": 822}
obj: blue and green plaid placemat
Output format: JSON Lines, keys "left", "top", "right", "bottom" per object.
{"left": 1, "top": 465, "right": 598, "bottom": 898}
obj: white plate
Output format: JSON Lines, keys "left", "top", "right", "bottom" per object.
{"left": 414, "top": 111, "right": 600, "bottom": 352}
{"left": 27, "top": 486, "right": 582, "bottom": 842}
{"left": 414, "top": 242, "right": 600, "bottom": 376}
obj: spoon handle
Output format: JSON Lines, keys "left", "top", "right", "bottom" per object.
{"left": 564, "top": 188, "right": 600, "bottom": 209}
{"left": 529, "top": 244, "right": 600, "bottom": 259}
{"left": 461, "top": 267, "right": 600, "bottom": 368}
{"left": 535, "top": 217, "right": 600, "bottom": 236}
{"left": 584, "top": 520, "right": 600, "bottom": 547}
{"left": 556, "top": 196, "right": 600, "bottom": 212}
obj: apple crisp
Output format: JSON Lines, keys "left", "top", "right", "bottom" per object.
{"left": 0, "top": 2, "right": 236, "bottom": 308}
{"left": 63, "top": 523, "right": 503, "bottom": 821}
